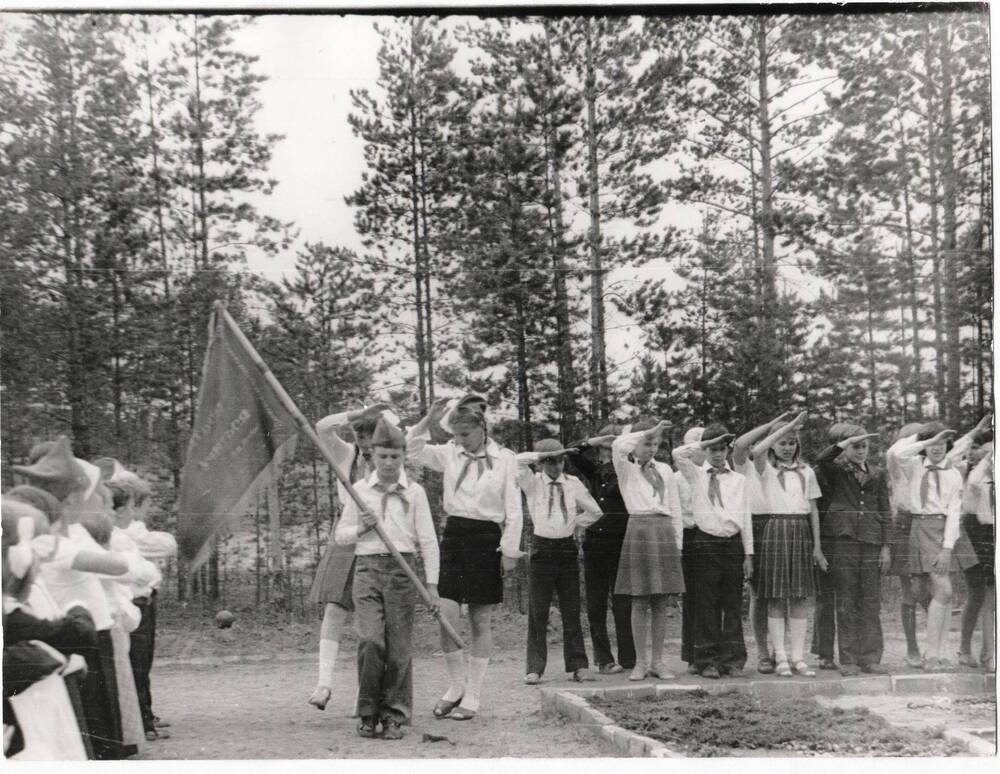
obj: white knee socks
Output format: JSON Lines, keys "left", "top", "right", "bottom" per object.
{"left": 442, "top": 649, "right": 466, "bottom": 702}
{"left": 768, "top": 617, "right": 787, "bottom": 663}
{"left": 317, "top": 639, "right": 339, "bottom": 688}
{"left": 789, "top": 618, "right": 807, "bottom": 664}
{"left": 464, "top": 656, "right": 490, "bottom": 712}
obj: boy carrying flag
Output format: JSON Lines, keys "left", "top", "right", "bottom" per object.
{"left": 335, "top": 417, "right": 440, "bottom": 740}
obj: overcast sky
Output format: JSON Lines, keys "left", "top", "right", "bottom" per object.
{"left": 234, "top": 15, "right": 382, "bottom": 281}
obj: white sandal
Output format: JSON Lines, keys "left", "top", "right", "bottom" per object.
{"left": 792, "top": 660, "right": 816, "bottom": 677}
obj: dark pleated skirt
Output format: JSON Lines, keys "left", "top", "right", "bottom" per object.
{"left": 308, "top": 525, "right": 357, "bottom": 611}
{"left": 439, "top": 516, "right": 503, "bottom": 605}
{"left": 908, "top": 515, "right": 979, "bottom": 573}
{"left": 758, "top": 514, "right": 815, "bottom": 599}
{"left": 78, "top": 630, "right": 125, "bottom": 760}
{"left": 614, "top": 514, "right": 684, "bottom": 596}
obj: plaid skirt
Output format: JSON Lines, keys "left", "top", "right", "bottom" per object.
{"left": 614, "top": 514, "right": 684, "bottom": 597}
{"left": 308, "top": 525, "right": 356, "bottom": 611}
{"left": 758, "top": 514, "right": 816, "bottom": 599}
{"left": 908, "top": 514, "right": 979, "bottom": 573}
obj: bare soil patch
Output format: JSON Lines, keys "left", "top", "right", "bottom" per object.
{"left": 592, "top": 690, "right": 973, "bottom": 757}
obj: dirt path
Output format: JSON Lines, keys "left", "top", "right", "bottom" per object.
{"left": 138, "top": 651, "right": 622, "bottom": 759}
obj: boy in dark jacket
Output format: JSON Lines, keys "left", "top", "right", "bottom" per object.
{"left": 813, "top": 423, "right": 892, "bottom": 676}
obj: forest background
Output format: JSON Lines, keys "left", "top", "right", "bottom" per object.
{"left": 0, "top": 9, "right": 992, "bottom": 606}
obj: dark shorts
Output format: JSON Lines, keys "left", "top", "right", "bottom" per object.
{"left": 439, "top": 516, "right": 503, "bottom": 605}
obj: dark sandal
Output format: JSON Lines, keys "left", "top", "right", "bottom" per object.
{"left": 449, "top": 705, "right": 477, "bottom": 721}
{"left": 433, "top": 696, "right": 463, "bottom": 719}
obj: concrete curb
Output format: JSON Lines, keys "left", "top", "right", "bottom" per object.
{"left": 542, "top": 672, "right": 996, "bottom": 758}
{"left": 941, "top": 729, "right": 996, "bottom": 756}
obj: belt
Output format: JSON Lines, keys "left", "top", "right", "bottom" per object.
{"left": 766, "top": 513, "right": 810, "bottom": 520}
{"left": 911, "top": 513, "right": 945, "bottom": 520}
{"left": 629, "top": 512, "right": 671, "bottom": 518}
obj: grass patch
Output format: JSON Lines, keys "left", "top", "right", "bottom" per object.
{"left": 592, "top": 690, "right": 970, "bottom": 757}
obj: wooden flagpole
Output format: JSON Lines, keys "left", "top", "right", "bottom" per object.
{"left": 213, "top": 301, "right": 464, "bottom": 650}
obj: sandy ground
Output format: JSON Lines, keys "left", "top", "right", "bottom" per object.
{"left": 140, "top": 599, "right": 995, "bottom": 760}
{"left": 138, "top": 651, "right": 623, "bottom": 759}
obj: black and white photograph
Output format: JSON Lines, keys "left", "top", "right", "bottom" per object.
{"left": 0, "top": 1, "right": 995, "bottom": 763}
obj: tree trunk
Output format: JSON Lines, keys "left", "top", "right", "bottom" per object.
{"left": 514, "top": 286, "right": 533, "bottom": 451}
{"left": 898, "top": 124, "right": 924, "bottom": 417}
{"left": 407, "top": 29, "right": 427, "bottom": 413}
{"left": 583, "top": 19, "right": 608, "bottom": 424}
{"left": 191, "top": 16, "right": 209, "bottom": 270}
{"left": 922, "top": 22, "right": 947, "bottom": 415}
{"left": 754, "top": 19, "right": 780, "bottom": 400}
{"left": 418, "top": 147, "right": 436, "bottom": 404}
{"left": 937, "top": 23, "right": 962, "bottom": 424}
{"left": 542, "top": 23, "right": 578, "bottom": 443}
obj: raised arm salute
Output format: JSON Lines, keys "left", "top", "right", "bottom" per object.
{"left": 407, "top": 394, "right": 523, "bottom": 722}
{"left": 813, "top": 423, "right": 891, "bottom": 677}
{"left": 732, "top": 411, "right": 791, "bottom": 675}
{"left": 672, "top": 424, "right": 752, "bottom": 680}
{"left": 749, "top": 412, "right": 824, "bottom": 678}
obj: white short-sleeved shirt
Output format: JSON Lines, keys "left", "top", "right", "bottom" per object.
{"left": 747, "top": 460, "right": 822, "bottom": 514}
{"left": 735, "top": 459, "right": 769, "bottom": 515}
{"left": 672, "top": 445, "right": 753, "bottom": 555}
{"left": 887, "top": 437, "right": 963, "bottom": 549}
{"left": 38, "top": 529, "right": 114, "bottom": 631}
{"left": 516, "top": 457, "right": 603, "bottom": 539}
{"left": 407, "top": 430, "right": 524, "bottom": 558}
{"left": 610, "top": 430, "right": 684, "bottom": 549}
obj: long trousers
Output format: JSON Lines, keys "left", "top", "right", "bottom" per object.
{"left": 688, "top": 529, "right": 747, "bottom": 672}
{"left": 353, "top": 554, "right": 416, "bottom": 722}
{"left": 811, "top": 564, "right": 837, "bottom": 660}
{"left": 582, "top": 531, "right": 635, "bottom": 669}
{"left": 129, "top": 594, "right": 156, "bottom": 732}
{"left": 828, "top": 537, "right": 883, "bottom": 667}
{"left": 681, "top": 527, "right": 697, "bottom": 664}
{"left": 527, "top": 536, "right": 589, "bottom": 675}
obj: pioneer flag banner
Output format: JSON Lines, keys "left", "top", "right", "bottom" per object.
{"left": 177, "top": 307, "right": 299, "bottom": 571}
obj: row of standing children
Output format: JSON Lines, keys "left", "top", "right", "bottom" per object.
{"left": 3, "top": 437, "right": 177, "bottom": 760}
{"left": 304, "top": 395, "right": 994, "bottom": 741}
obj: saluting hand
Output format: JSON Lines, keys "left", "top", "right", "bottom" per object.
{"left": 425, "top": 396, "right": 451, "bottom": 427}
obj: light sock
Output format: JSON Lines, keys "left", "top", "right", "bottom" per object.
{"left": 441, "top": 649, "right": 466, "bottom": 702}
{"left": 317, "top": 638, "right": 339, "bottom": 688}
{"left": 463, "top": 656, "right": 490, "bottom": 712}
{"left": 926, "top": 599, "right": 947, "bottom": 659}
{"left": 788, "top": 617, "right": 807, "bottom": 663}
{"left": 768, "top": 617, "right": 787, "bottom": 663}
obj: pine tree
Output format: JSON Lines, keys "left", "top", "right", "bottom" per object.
{"left": 346, "top": 17, "right": 466, "bottom": 413}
